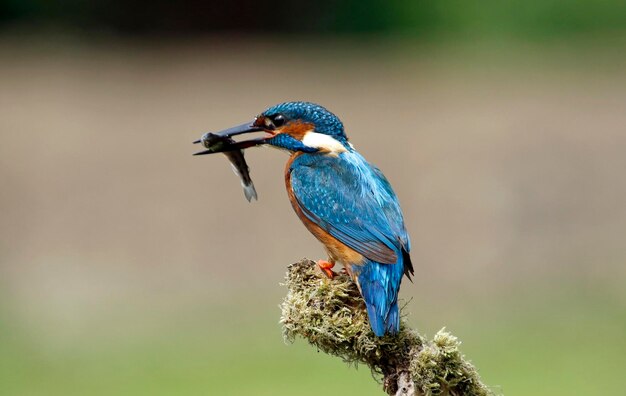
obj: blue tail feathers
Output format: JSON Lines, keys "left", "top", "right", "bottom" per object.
{"left": 356, "top": 258, "right": 405, "bottom": 337}
{"left": 385, "top": 302, "right": 400, "bottom": 335}
{"left": 364, "top": 298, "right": 400, "bottom": 337}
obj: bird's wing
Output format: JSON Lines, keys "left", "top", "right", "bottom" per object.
{"left": 290, "top": 152, "right": 409, "bottom": 264}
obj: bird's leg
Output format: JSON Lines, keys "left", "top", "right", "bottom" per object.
{"left": 317, "top": 259, "right": 337, "bottom": 279}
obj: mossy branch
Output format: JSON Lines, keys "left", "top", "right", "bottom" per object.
{"left": 280, "top": 259, "right": 496, "bottom": 396}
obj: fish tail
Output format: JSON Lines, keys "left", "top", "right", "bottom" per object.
{"left": 243, "top": 182, "right": 258, "bottom": 202}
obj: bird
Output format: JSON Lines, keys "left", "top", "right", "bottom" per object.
{"left": 195, "top": 102, "right": 413, "bottom": 337}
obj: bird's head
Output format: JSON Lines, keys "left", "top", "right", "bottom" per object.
{"left": 194, "top": 102, "right": 350, "bottom": 155}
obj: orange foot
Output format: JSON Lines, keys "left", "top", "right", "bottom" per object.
{"left": 317, "top": 259, "right": 337, "bottom": 279}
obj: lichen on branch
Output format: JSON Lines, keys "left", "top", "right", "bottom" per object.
{"left": 280, "top": 259, "right": 495, "bottom": 396}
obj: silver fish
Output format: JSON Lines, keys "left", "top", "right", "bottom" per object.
{"left": 193, "top": 132, "right": 257, "bottom": 202}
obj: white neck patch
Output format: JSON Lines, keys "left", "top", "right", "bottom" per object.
{"left": 301, "top": 131, "right": 348, "bottom": 155}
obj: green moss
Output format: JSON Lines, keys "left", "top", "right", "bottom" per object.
{"left": 280, "top": 259, "right": 495, "bottom": 396}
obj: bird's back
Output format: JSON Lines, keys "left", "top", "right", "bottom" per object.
{"left": 286, "top": 149, "right": 413, "bottom": 336}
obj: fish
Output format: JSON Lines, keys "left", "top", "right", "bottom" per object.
{"left": 193, "top": 132, "right": 258, "bottom": 202}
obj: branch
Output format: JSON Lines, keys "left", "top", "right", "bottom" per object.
{"left": 280, "top": 259, "right": 496, "bottom": 396}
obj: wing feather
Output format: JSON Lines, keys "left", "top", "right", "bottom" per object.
{"left": 290, "top": 151, "right": 409, "bottom": 264}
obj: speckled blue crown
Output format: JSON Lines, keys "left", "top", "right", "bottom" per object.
{"left": 262, "top": 102, "right": 346, "bottom": 141}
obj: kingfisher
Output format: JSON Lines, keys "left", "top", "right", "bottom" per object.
{"left": 194, "top": 102, "right": 413, "bottom": 337}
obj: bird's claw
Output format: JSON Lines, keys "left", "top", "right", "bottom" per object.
{"left": 317, "top": 259, "right": 337, "bottom": 279}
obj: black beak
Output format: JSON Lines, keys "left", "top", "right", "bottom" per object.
{"left": 193, "top": 121, "right": 267, "bottom": 156}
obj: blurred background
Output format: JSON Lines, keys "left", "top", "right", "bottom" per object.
{"left": 1, "top": 1, "right": 625, "bottom": 395}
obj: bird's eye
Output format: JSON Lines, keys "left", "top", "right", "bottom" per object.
{"left": 272, "top": 114, "right": 286, "bottom": 127}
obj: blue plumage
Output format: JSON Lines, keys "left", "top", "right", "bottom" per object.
{"left": 356, "top": 258, "right": 404, "bottom": 336}
{"left": 290, "top": 150, "right": 411, "bottom": 336}
{"left": 266, "top": 133, "right": 318, "bottom": 153}
{"left": 263, "top": 102, "right": 347, "bottom": 142}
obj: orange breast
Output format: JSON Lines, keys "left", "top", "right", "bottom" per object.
{"left": 284, "top": 153, "right": 365, "bottom": 267}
